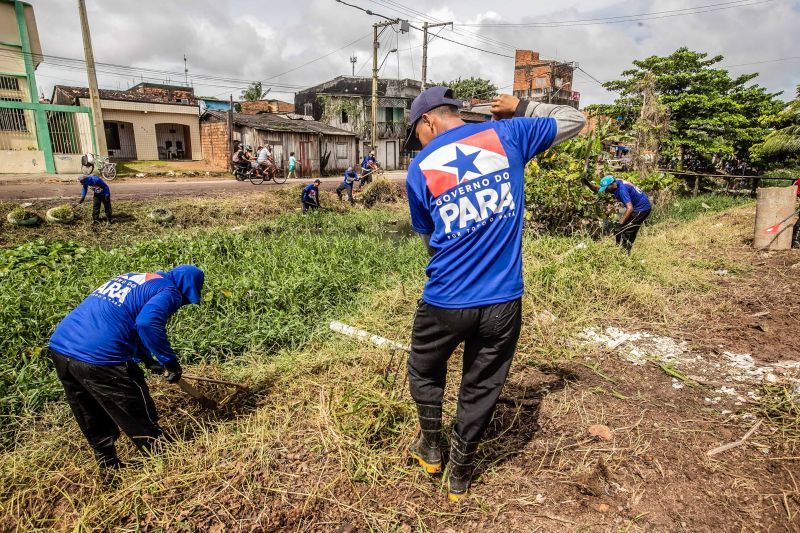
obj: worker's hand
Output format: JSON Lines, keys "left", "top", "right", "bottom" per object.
{"left": 580, "top": 174, "right": 591, "bottom": 185}
{"left": 491, "top": 94, "right": 521, "bottom": 120}
{"left": 163, "top": 360, "right": 183, "bottom": 384}
{"left": 141, "top": 356, "right": 164, "bottom": 375}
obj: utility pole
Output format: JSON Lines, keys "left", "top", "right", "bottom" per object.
{"left": 371, "top": 19, "right": 400, "bottom": 153}
{"left": 78, "top": 0, "right": 107, "bottom": 157}
{"left": 420, "top": 21, "right": 452, "bottom": 91}
{"left": 184, "top": 54, "right": 189, "bottom": 86}
{"left": 228, "top": 94, "right": 234, "bottom": 173}
{"left": 350, "top": 55, "right": 357, "bottom": 76}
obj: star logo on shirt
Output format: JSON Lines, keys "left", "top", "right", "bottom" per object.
{"left": 443, "top": 147, "right": 481, "bottom": 181}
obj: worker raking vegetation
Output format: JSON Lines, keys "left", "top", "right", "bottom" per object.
{"left": 336, "top": 167, "right": 360, "bottom": 205}
{"left": 75, "top": 175, "right": 112, "bottom": 225}
{"left": 403, "top": 88, "right": 586, "bottom": 500}
{"left": 48, "top": 265, "right": 204, "bottom": 472}
{"left": 302, "top": 178, "right": 322, "bottom": 212}
{"left": 582, "top": 174, "right": 652, "bottom": 251}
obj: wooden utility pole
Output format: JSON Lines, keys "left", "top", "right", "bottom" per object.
{"left": 77, "top": 0, "right": 107, "bottom": 157}
{"left": 228, "top": 94, "right": 234, "bottom": 172}
{"left": 420, "top": 21, "right": 452, "bottom": 91}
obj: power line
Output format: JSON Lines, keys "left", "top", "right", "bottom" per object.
{"left": 459, "top": 0, "right": 774, "bottom": 27}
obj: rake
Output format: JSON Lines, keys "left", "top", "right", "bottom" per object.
{"left": 329, "top": 321, "right": 410, "bottom": 390}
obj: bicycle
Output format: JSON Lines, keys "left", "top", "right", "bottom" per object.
{"left": 82, "top": 153, "right": 118, "bottom": 180}
{"left": 249, "top": 161, "right": 288, "bottom": 185}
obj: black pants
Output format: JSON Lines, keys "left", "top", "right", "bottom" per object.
{"left": 793, "top": 213, "right": 800, "bottom": 248}
{"left": 50, "top": 350, "right": 163, "bottom": 466}
{"left": 302, "top": 201, "right": 319, "bottom": 213}
{"left": 92, "top": 194, "right": 112, "bottom": 223}
{"left": 616, "top": 209, "right": 650, "bottom": 252}
{"left": 336, "top": 183, "right": 354, "bottom": 204}
{"left": 408, "top": 299, "right": 522, "bottom": 443}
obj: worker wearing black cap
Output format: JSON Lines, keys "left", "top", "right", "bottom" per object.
{"left": 403, "top": 88, "right": 586, "bottom": 501}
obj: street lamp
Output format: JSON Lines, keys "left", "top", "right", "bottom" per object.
{"left": 379, "top": 48, "right": 398, "bottom": 70}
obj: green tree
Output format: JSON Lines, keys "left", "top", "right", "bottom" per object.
{"left": 241, "top": 81, "right": 268, "bottom": 102}
{"left": 594, "top": 48, "right": 783, "bottom": 168}
{"left": 758, "top": 84, "right": 800, "bottom": 158}
{"left": 438, "top": 77, "right": 498, "bottom": 101}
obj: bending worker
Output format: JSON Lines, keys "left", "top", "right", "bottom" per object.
{"left": 583, "top": 174, "right": 652, "bottom": 251}
{"left": 75, "top": 175, "right": 112, "bottom": 226}
{"left": 48, "top": 265, "right": 205, "bottom": 471}
{"left": 403, "top": 89, "right": 585, "bottom": 501}
{"left": 359, "top": 150, "right": 379, "bottom": 189}
{"left": 336, "top": 167, "right": 359, "bottom": 205}
{"left": 302, "top": 178, "right": 321, "bottom": 213}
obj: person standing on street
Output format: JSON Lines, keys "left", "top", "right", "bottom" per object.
{"left": 582, "top": 175, "right": 652, "bottom": 252}
{"left": 48, "top": 265, "right": 204, "bottom": 472}
{"left": 404, "top": 88, "right": 585, "bottom": 501}
{"left": 287, "top": 151, "right": 298, "bottom": 180}
{"left": 336, "top": 167, "right": 359, "bottom": 205}
{"left": 302, "top": 179, "right": 321, "bottom": 213}
{"left": 75, "top": 175, "right": 112, "bottom": 225}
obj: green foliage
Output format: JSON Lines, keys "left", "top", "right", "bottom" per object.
{"left": 240, "top": 81, "right": 268, "bottom": 102}
{"left": 0, "top": 211, "right": 424, "bottom": 443}
{"left": 438, "top": 77, "right": 498, "bottom": 100}
{"left": 595, "top": 48, "right": 783, "bottom": 165}
{"left": 756, "top": 84, "right": 800, "bottom": 159}
{"left": 6, "top": 208, "right": 39, "bottom": 226}
{"left": 318, "top": 95, "right": 366, "bottom": 138}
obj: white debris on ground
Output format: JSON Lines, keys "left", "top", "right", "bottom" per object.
{"left": 578, "top": 326, "right": 800, "bottom": 410}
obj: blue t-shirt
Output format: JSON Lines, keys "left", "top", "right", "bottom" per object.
{"left": 361, "top": 155, "right": 376, "bottom": 170}
{"left": 302, "top": 183, "right": 318, "bottom": 202}
{"left": 613, "top": 180, "right": 651, "bottom": 212}
{"left": 342, "top": 170, "right": 358, "bottom": 186}
{"left": 406, "top": 118, "right": 556, "bottom": 308}
{"left": 49, "top": 266, "right": 204, "bottom": 366}
{"left": 80, "top": 175, "right": 110, "bottom": 200}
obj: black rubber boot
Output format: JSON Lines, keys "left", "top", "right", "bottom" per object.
{"left": 94, "top": 443, "right": 125, "bottom": 471}
{"left": 408, "top": 403, "right": 442, "bottom": 474}
{"left": 447, "top": 431, "right": 479, "bottom": 501}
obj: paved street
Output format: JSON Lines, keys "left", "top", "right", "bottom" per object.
{"left": 0, "top": 172, "right": 407, "bottom": 201}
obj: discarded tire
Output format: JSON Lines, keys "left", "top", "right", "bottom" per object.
{"left": 148, "top": 208, "right": 175, "bottom": 224}
{"left": 6, "top": 208, "right": 40, "bottom": 227}
{"left": 45, "top": 205, "right": 76, "bottom": 224}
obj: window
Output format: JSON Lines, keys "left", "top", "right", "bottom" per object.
{"left": 0, "top": 76, "right": 21, "bottom": 91}
{"left": 0, "top": 97, "right": 27, "bottom": 132}
{"left": 341, "top": 109, "right": 348, "bottom": 124}
{"left": 303, "top": 103, "right": 313, "bottom": 116}
{"left": 335, "top": 142, "right": 348, "bottom": 160}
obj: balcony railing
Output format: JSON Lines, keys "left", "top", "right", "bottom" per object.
{"left": 377, "top": 121, "right": 406, "bottom": 139}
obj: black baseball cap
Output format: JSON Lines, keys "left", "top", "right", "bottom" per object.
{"left": 404, "top": 86, "right": 463, "bottom": 151}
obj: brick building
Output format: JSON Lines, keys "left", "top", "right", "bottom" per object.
{"left": 239, "top": 99, "right": 294, "bottom": 115}
{"left": 52, "top": 83, "right": 201, "bottom": 161}
{"left": 512, "top": 50, "right": 580, "bottom": 108}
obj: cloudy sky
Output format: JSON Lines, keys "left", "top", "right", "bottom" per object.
{"left": 30, "top": 0, "right": 800, "bottom": 105}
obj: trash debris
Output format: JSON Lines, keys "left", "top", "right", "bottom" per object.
{"left": 588, "top": 424, "right": 613, "bottom": 441}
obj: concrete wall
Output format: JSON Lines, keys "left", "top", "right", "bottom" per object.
{"left": 80, "top": 98, "right": 201, "bottom": 161}
{"left": 53, "top": 153, "right": 84, "bottom": 174}
{"left": 0, "top": 148, "right": 44, "bottom": 173}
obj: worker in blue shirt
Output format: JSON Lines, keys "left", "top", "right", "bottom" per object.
{"left": 48, "top": 265, "right": 204, "bottom": 471}
{"left": 583, "top": 174, "right": 652, "bottom": 251}
{"left": 336, "top": 167, "right": 359, "bottom": 205}
{"left": 75, "top": 175, "right": 112, "bottom": 225}
{"left": 359, "top": 150, "right": 378, "bottom": 189}
{"left": 403, "top": 88, "right": 585, "bottom": 500}
{"left": 302, "top": 179, "right": 321, "bottom": 213}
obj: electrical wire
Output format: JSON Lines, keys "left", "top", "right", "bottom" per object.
{"left": 459, "top": 0, "right": 775, "bottom": 27}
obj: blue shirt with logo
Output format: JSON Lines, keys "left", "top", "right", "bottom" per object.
{"left": 80, "top": 175, "right": 110, "bottom": 201}
{"left": 361, "top": 154, "right": 376, "bottom": 170}
{"left": 406, "top": 118, "right": 556, "bottom": 308}
{"left": 302, "top": 183, "right": 318, "bottom": 202}
{"left": 49, "top": 265, "right": 204, "bottom": 366}
{"left": 342, "top": 170, "right": 359, "bottom": 187}
{"left": 613, "top": 180, "right": 651, "bottom": 212}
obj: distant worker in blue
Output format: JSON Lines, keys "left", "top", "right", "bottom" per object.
{"left": 359, "top": 150, "right": 379, "bottom": 189}
{"left": 583, "top": 174, "right": 652, "bottom": 251}
{"left": 302, "top": 179, "right": 322, "bottom": 213}
{"left": 75, "top": 175, "right": 112, "bottom": 225}
{"left": 336, "top": 166, "right": 360, "bottom": 205}
{"left": 48, "top": 265, "right": 205, "bottom": 472}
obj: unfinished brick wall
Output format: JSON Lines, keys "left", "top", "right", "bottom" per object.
{"left": 129, "top": 85, "right": 196, "bottom": 104}
{"left": 200, "top": 121, "right": 230, "bottom": 171}
{"left": 240, "top": 100, "right": 295, "bottom": 115}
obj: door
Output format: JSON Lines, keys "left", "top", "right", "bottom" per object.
{"left": 299, "top": 141, "right": 312, "bottom": 178}
{"left": 385, "top": 140, "right": 397, "bottom": 170}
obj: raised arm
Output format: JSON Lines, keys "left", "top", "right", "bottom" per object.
{"left": 491, "top": 94, "right": 586, "bottom": 147}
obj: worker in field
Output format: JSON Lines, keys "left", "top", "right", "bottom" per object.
{"left": 336, "top": 166, "right": 359, "bottom": 205}
{"left": 48, "top": 265, "right": 205, "bottom": 472}
{"left": 359, "top": 150, "right": 379, "bottom": 190}
{"left": 403, "top": 88, "right": 585, "bottom": 501}
{"left": 75, "top": 175, "right": 112, "bottom": 225}
{"left": 582, "top": 174, "right": 652, "bottom": 251}
{"left": 302, "top": 179, "right": 322, "bottom": 213}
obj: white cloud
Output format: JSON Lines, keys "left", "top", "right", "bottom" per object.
{"left": 27, "top": 0, "right": 800, "bottom": 104}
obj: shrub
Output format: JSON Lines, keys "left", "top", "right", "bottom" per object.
{"left": 45, "top": 205, "right": 75, "bottom": 224}
{"left": 361, "top": 178, "right": 402, "bottom": 207}
{"left": 6, "top": 208, "right": 40, "bottom": 227}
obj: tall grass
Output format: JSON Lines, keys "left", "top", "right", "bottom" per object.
{"left": 0, "top": 209, "right": 425, "bottom": 442}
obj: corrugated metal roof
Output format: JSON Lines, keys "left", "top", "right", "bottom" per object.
{"left": 203, "top": 110, "right": 356, "bottom": 136}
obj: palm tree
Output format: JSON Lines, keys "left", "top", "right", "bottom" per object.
{"left": 760, "top": 85, "right": 800, "bottom": 157}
